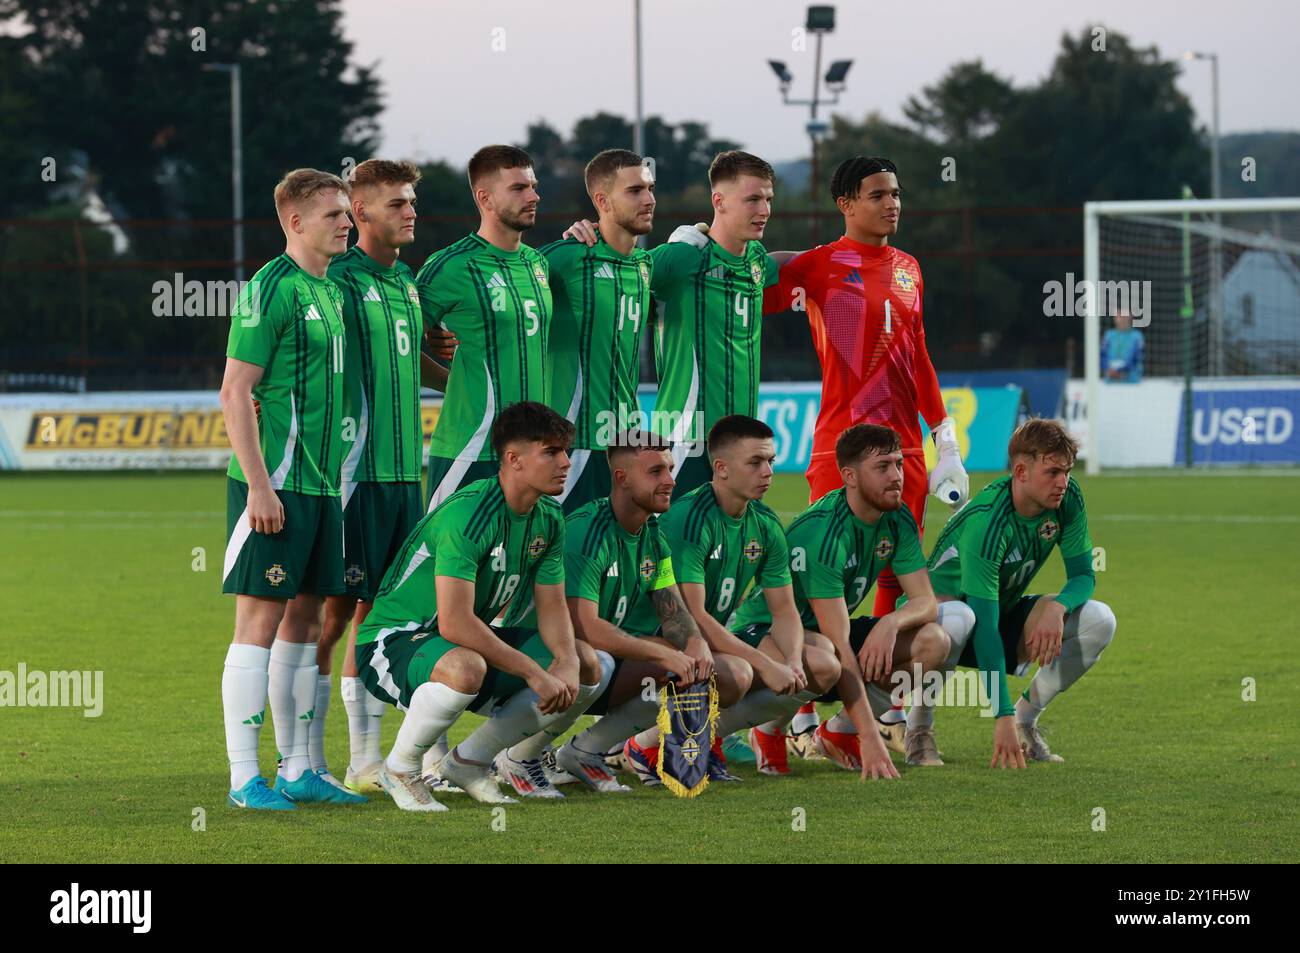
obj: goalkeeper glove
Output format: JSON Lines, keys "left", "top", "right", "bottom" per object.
{"left": 668, "top": 222, "right": 710, "bottom": 248}
{"left": 928, "top": 416, "right": 969, "bottom": 509}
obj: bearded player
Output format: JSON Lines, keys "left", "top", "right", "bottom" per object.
{"left": 540, "top": 149, "right": 655, "bottom": 513}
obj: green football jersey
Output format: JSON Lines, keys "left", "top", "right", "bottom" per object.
{"left": 558, "top": 497, "right": 676, "bottom": 637}
{"left": 226, "top": 253, "right": 346, "bottom": 496}
{"left": 356, "top": 477, "right": 566, "bottom": 647}
{"left": 416, "top": 233, "right": 552, "bottom": 461}
{"left": 329, "top": 246, "right": 423, "bottom": 485}
{"left": 927, "top": 476, "right": 1092, "bottom": 609}
{"left": 649, "top": 239, "right": 779, "bottom": 442}
{"left": 730, "top": 488, "right": 925, "bottom": 632}
{"left": 540, "top": 231, "right": 652, "bottom": 450}
{"left": 658, "top": 483, "right": 790, "bottom": 626}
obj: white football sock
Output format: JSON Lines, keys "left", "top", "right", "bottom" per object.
{"left": 907, "top": 601, "right": 977, "bottom": 732}
{"left": 222, "top": 643, "right": 270, "bottom": 790}
{"left": 571, "top": 695, "right": 658, "bottom": 755}
{"left": 1017, "top": 600, "right": 1116, "bottom": 725}
{"left": 308, "top": 674, "right": 331, "bottom": 773}
{"left": 790, "top": 701, "right": 820, "bottom": 734}
{"left": 421, "top": 732, "right": 451, "bottom": 775}
{"left": 388, "top": 683, "right": 476, "bottom": 774}
{"left": 826, "top": 709, "right": 856, "bottom": 734}
{"left": 717, "top": 688, "right": 819, "bottom": 737}
{"left": 340, "top": 676, "right": 381, "bottom": 770}
{"left": 508, "top": 651, "right": 614, "bottom": 761}
{"left": 269, "top": 640, "right": 316, "bottom": 782}
{"left": 456, "top": 689, "right": 545, "bottom": 764}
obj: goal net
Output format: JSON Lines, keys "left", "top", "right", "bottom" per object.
{"left": 1080, "top": 196, "right": 1300, "bottom": 472}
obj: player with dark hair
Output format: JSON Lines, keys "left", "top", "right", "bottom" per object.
{"left": 417, "top": 144, "right": 553, "bottom": 512}
{"left": 563, "top": 150, "right": 782, "bottom": 499}
{"left": 354, "top": 402, "right": 610, "bottom": 811}
{"left": 651, "top": 415, "right": 840, "bottom": 778}
{"left": 540, "top": 149, "right": 655, "bottom": 513}
{"left": 729, "top": 424, "right": 975, "bottom": 778}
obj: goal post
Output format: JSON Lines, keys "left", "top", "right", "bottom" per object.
{"left": 1082, "top": 196, "right": 1300, "bottom": 474}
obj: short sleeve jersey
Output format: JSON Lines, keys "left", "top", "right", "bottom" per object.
{"left": 730, "top": 488, "right": 925, "bottom": 632}
{"left": 226, "top": 253, "right": 346, "bottom": 496}
{"left": 649, "top": 239, "right": 780, "bottom": 442}
{"left": 355, "top": 478, "right": 566, "bottom": 646}
{"left": 658, "top": 483, "right": 790, "bottom": 626}
{"left": 329, "top": 246, "right": 423, "bottom": 484}
{"left": 559, "top": 497, "right": 676, "bottom": 637}
{"left": 416, "top": 234, "right": 552, "bottom": 462}
{"left": 540, "top": 232, "right": 653, "bottom": 450}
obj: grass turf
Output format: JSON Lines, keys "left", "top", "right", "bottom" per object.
{"left": 2, "top": 469, "right": 1297, "bottom": 863}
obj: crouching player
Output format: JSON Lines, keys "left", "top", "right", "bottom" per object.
{"left": 355, "top": 402, "right": 610, "bottom": 811}
{"left": 657, "top": 415, "right": 840, "bottom": 778}
{"left": 729, "top": 424, "right": 975, "bottom": 779}
{"left": 915, "top": 418, "right": 1115, "bottom": 768}
{"left": 498, "top": 432, "right": 752, "bottom": 793}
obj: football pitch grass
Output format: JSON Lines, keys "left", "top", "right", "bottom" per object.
{"left": 2, "top": 469, "right": 1297, "bottom": 864}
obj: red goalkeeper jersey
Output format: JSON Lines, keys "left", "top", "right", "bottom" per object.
{"left": 765, "top": 236, "right": 945, "bottom": 458}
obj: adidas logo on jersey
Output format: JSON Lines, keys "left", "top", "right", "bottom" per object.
{"left": 606, "top": 563, "right": 619, "bottom": 577}
{"left": 304, "top": 304, "right": 323, "bottom": 321}
{"left": 1005, "top": 548, "right": 1023, "bottom": 564}
{"left": 485, "top": 272, "right": 507, "bottom": 290}
{"left": 363, "top": 285, "right": 381, "bottom": 303}
{"left": 709, "top": 545, "right": 723, "bottom": 560}
{"left": 707, "top": 265, "right": 726, "bottom": 279}
{"left": 595, "top": 263, "right": 616, "bottom": 280}
{"left": 843, "top": 269, "right": 864, "bottom": 285}
{"left": 846, "top": 554, "right": 858, "bottom": 568}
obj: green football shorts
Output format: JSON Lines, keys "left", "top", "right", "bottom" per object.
{"left": 223, "top": 477, "right": 343, "bottom": 598}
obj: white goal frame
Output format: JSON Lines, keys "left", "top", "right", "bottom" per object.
{"left": 1082, "top": 196, "right": 1300, "bottom": 474}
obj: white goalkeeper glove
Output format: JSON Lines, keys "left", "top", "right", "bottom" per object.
{"left": 668, "top": 222, "right": 710, "bottom": 248}
{"left": 928, "top": 416, "right": 969, "bottom": 509}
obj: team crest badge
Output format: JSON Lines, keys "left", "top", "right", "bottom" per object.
{"left": 750, "top": 261, "right": 764, "bottom": 288}
{"left": 1038, "top": 519, "right": 1059, "bottom": 542}
{"left": 344, "top": 564, "right": 365, "bottom": 586}
{"left": 639, "top": 557, "right": 656, "bottom": 582}
{"left": 894, "top": 267, "right": 914, "bottom": 292}
{"left": 744, "top": 538, "right": 763, "bottom": 562}
{"left": 533, "top": 262, "right": 548, "bottom": 288}
{"left": 638, "top": 261, "right": 650, "bottom": 283}
{"left": 528, "top": 535, "right": 547, "bottom": 558}
{"left": 265, "top": 564, "right": 287, "bottom": 587}
{"left": 406, "top": 283, "right": 419, "bottom": 304}
{"left": 875, "top": 537, "right": 894, "bottom": 560}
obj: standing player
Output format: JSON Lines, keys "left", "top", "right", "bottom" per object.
{"left": 418, "top": 145, "right": 552, "bottom": 511}
{"left": 650, "top": 414, "right": 840, "bottom": 778}
{"left": 218, "top": 168, "right": 365, "bottom": 809}
{"left": 764, "top": 156, "right": 968, "bottom": 616}
{"left": 565, "top": 151, "right": 781, "bottom": 499}
{"left": 729, "top": 424, "right": 974, "bottom": 779}
{"left": 540, "top": 149, "right": 655, "bottom": 513}
{"left": 307, "top": 160, "right": 452, "bottom": 794}
{"left": 355, "top": 402, "right": 605, "bottom": 810}
{"left": 756, "top": 156, "right": 970, "bottom": 745}
{"left": 916, "top": 419, "right": 1115, "bottom": 768}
